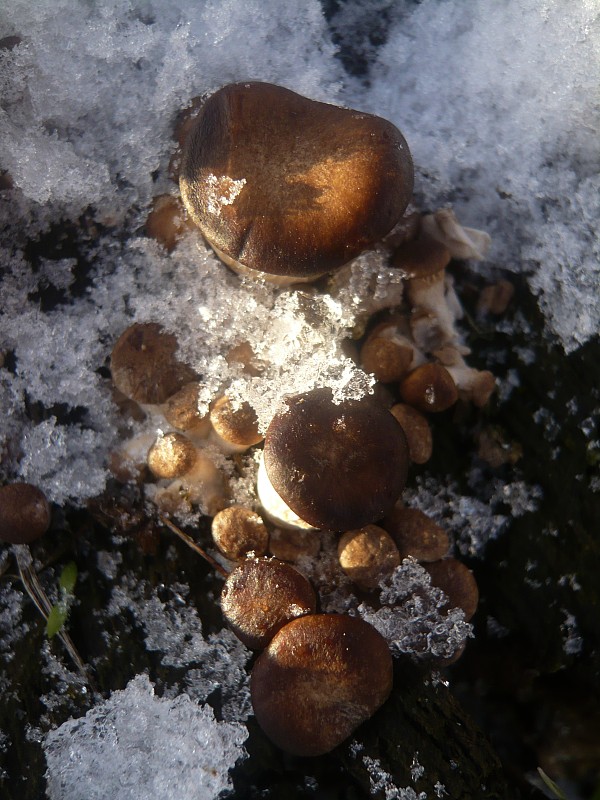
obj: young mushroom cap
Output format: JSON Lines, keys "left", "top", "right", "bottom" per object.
{"left": 162, "top": 381, "right": 210, "bottom": 434}
{"left": 211, "top": 506, "right": 269, "bottom": 561}
{"left": 424, "top": 557, "right": 479, "bottom": 621}
{"left": 338, "top": 524, "right": 400, "bottom": 590}
{"left": 389, "top": 403, "right": 433, "bottom": 464}
{"left": 209, "top": 395, "right": 263, "bottom": 451}
{"left": 147, "top": 432, "right": 198, "bottom": 479}
{"left": 251, "top": 613, "right": 393, "bottom": 756}
{"left": 382, "top": 506, "right": 450, "bottom": 562}
{"left": 110, "top": 323, "right": 196, "bottom": 405}
{"left": 0, "top": 483, "right": 51, "bottom": 544}
{"left": 398, "top": 363, "right": 458, "bottom": 414}
{"left": 221, "top": 556, "right": 316, "bottom": 650}
{"left": 263, "top": 388, "right": 410, "bottom": 531}
{"left": 180, "top": 81, "right": 413, "bottom": 280}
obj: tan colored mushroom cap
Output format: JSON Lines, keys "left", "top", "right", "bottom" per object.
{"left": 180, "top": 81, "right": 413, "bottom": 279}
{"left": 399, "top": 363, "right": 458, "bottom": 413}
{"left": 338, "top": 524, "right": 401, "bottom": 590}
{"left": 221, "top": 557, "right": 316, "bottom": 650}
{"left": 110, "top": 323, "right": 196, "bottom": 405}
{"left": 147, "top": 432, "right": 197, "bottom": 479}
{"left": 251, "top": 614, "right": 393, "bottom": 756}
{"left": 211, "top": 506, "right": 269, "bottom": 561}
{"left": 145, "top": 194, "right": 193, "bottom": 252}
{"left": 163, "top": 382, "right": 210, "bottom": 434}
{"left": 424, "top": 557, "right": 479, "bottom": 621}
{"left": 389, "top": 403, "right": 433, "bottom": 464}
{"left": 210, "top": 395, "right": 263, "bottom": 449}
{"left": 382, "top": 506, "right": 450, "bottom": 562}
{"left": 0, "top": 483, "right": 51, "bottom": 544}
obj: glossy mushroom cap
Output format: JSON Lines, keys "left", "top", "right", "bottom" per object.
{"left": 0, "top": 483, "right": 51, "bottom": 544}
{"left": 251, "top": 614, "right": 393, "bottom": 756}
{"left": 211, "top": 506, "right": 269, "bottom": 561}
{"left": 180, "top": 81, "right": 413, "bottom": 280}
{"left": 338, "top": 524, "right": 400, "bottom": 590}
{"left": 221, "top": 556, "right": 316, "bottom": 650}
{"left": 263, "top": 388, "right": 410, "bottom": 531}
{"left": 399, "top": 363, "right": 458, "bottom": 414}
{"left": 147, "top": 432, "right": 197, "bottom": 479}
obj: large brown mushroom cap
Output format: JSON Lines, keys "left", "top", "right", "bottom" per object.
{"left": 263, "top": 388, "right": 410, "bottom": 531}
{"left": 180, "top": 82, "right": 413, "bottom": 279}
{"left": 251, "top": 614, "right": 393, "bottom": 756}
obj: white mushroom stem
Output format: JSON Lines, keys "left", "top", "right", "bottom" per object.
{"left": 152, "top": 450, "right": 229, "bottom": 517}
{"left": 421, "top": 208, "right": 491, "bottom": 261}
{"left": 256, "top": 454, "right": 318, "bottom": 532}
{"left": 406, "top": 272, "right": 462, "bottom": 353}
{"left": 435, "top": 346, "right": 496, "bottom": 407}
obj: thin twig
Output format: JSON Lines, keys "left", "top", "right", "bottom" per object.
{"left": 158, "top": 515, "right": 229, "bottom": 578}
{"left": 14, "top": 545, "right": 96, "bottom": 689}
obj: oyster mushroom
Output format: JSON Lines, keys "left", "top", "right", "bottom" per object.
{"left": 251, "top": 613, "right": 392, "bottom": 756}
{"left": 180, "top": 81, "right": 413, "bottom": 282}
{"left": 262, "top": 388, "right": 409, "bottom": 531}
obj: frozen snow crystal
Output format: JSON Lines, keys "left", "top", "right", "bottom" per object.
{"left": 357, "top": 559, "right": 472, "bottom": 661}
{"left": 43, "top": 674, "right": 247, "bottom": 800}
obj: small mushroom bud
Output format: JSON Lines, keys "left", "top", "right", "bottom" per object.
{"left": 251, "top": 614, "right": 393, "bottom": 756}
{"left": 163, "top": 382, "right": 210, "bottom": 435}
{"left": 382, "top": 506, "right": 450, "bottom": 562}
{"left": 0, "top": 483, "right": 51, "bottom": 544}
{"left": 360, "top": 319, "right": 419, "bottom": 384}
{"left": 221, "top": 557, "right": 316, "bottom": 650}
{"left": 110, "top": 323, "right": 196, "bottom": 405}
{"left": 180, "top": 81, "right": 413, "bottom": 281}
{"left": 338, "top": 525, "right": 400, "bottom": 590}
{"left": 424, "top": 558, "right": 479, "bottom": 621}
{"left": 147, "top": 432, "right": 197, "bottom": 479}
{"left": 389, "top": 403, "right": 433, "bottom": 464}
{"left": 209, "top": 395, "right": 263, "bottom": 453}
{"left": 399, "top": 363, "right": 458, "bottom": 414}
{"left": 477, "top": 280, "right": 515, "bottom": 316}
{"left": 145, "top": 194, "right": 193, "bottom": 252}
{"left": 211, "top": 506, "right": 269, "bottom": 561}
{"left": 263, "top": 388, "right": 410, "bottom": 531}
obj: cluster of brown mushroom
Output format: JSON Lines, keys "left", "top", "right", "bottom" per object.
{"left": 108, "top": 81, "right": 494, "bottom": 754}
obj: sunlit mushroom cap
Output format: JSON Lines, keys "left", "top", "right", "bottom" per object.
{"left": 221, "top": 556, "right": 316, "bottom": 650}
{"left": 180, "top": 81, "right": 414, "bottom": 279}
{"left": 251, "top": 613, "right": 392, "bottom": 756}
{"left": 382, "top": 505, "right": 450, "bottom": 562}
{"left": 263, "top": 388, "right": 410, "bottom": 531}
